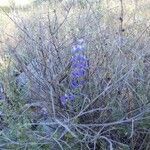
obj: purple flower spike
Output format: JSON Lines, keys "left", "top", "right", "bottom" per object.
{"left": 61, "top": 38, "right": 88, "bottom": 107}
{"left": 60, "top": 95, "right": 68, "bottom": 106}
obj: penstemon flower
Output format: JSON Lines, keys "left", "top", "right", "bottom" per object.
{"left": 60, "top": 39, "right": 88, "bottom": 106}
{"left": 60, "top": 92, "right": 75, "bottom": 106}
{"left": 71, "top": 39, "right": 84, "bottom": 53}
{"left": 71, "top": 68, "right": 86, "bottom": 78}
{"left": 60, "top": 94, "right": 68, "bottom": 106}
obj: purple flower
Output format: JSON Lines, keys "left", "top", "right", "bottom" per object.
{"left": 70, "top": 78, "right": 85, "bottom": 89}
{"left": 68, "top": 92, "right": 75, "bottom": 101}
{"left": 78, "top": 38, "right": 84, "bottom": 44}
{"left": 60, "top": 95, "right": 68, "bottom": 106}
{"left": 70, "top": 79, "right": 79, "bottom": 88}
{"left": 61, "top": 39, "right": 88, "bottom": 107}
{"left": 72, "top": 61, "right": 88, "bottom": 69}
{"left": 60, "top": 93, "right": 75, "bottom": 106}
{"left": 71, "top": 45, "right": 84, "bottom": 53}
{"left": 71, "top": 68, "right": 86, "bottom": 78}
{"left": 71, "top": 54, "right": 87, "bottom": 63}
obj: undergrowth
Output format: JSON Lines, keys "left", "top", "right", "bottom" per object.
{"left": 0, "top": 0, "right": 150, "bottom": 149}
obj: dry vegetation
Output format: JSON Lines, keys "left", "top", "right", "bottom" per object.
{"left": 0, "top": 0, "right": 150, "bottom": 149}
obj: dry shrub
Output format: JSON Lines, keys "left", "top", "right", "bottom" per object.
{"left": 0, "top": 0, "right": 150, "bottom": 149}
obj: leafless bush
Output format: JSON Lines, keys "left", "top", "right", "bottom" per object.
{"left": 0, "top": 0, "right": 150, "bottom": 149}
